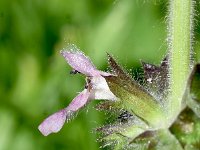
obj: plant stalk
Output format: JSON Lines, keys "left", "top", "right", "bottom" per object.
{"left": 167, "top": 0, "right": 193, "bottom": 125}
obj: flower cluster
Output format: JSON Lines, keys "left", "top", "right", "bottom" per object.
{"left": 38, "top": 45, "right": 200, "bottom": 149}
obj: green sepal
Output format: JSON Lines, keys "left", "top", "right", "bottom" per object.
{"left": 100, "top": 127, "right": 183, "bottom": 150}
{"left": 128, "top": 129, "right": 183, "bottom": 150}
{"left": 105, "top": 54, "right": 166, "bottom": 128}
{"left": 141, "top": 56, "right": 169, "bottom": 100}
{"left": 189, "top": 64, "right": 200, "bottom": 102}
{"left": 98, "top": 122, "right": 146, "bottom": 150}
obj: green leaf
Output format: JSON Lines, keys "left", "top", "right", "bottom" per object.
{"left": 170, "top": 108, "right": 200, "bottom": 149}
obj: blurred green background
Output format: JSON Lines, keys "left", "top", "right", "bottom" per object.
{"left": 1, "top": 0, "right": 200, "bottom": 150}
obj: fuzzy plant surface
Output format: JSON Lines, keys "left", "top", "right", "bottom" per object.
{"left": 38, "top": 0, "right": 200, "bottom": 149}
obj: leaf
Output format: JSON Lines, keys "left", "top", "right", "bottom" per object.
{"left": 170, "top": 107, "right": 200, "bottom": 149}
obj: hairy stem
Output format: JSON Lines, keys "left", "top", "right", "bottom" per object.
{"left": 167, "top": 0, "right": 194, "bottom": 125}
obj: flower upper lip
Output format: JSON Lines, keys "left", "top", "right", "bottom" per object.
{"left": 38, "top": 45, "right": 117, "bottom": 136}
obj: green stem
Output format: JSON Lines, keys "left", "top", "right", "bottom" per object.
{"left": 167, "top": 0, "right": 193, "bottom": 125}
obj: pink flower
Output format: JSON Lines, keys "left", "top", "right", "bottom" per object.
{"left": 38, "top": 46, "right": 117, "bottom": 136}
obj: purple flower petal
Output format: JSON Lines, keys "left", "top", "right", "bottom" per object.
{"left": 97, "top": 71, "right": 113, "bottom": 77}
{"left": 60, "top": 47, "right": 99, "bottom": 76}
{"left": 38, "top": 109, "right": 67, "bottom": 136}
{"left": 38, "top": 89, "right": 90, "bottom": 136}
{"left": 66, "top": 89, "right": 90, "bottom": 111}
